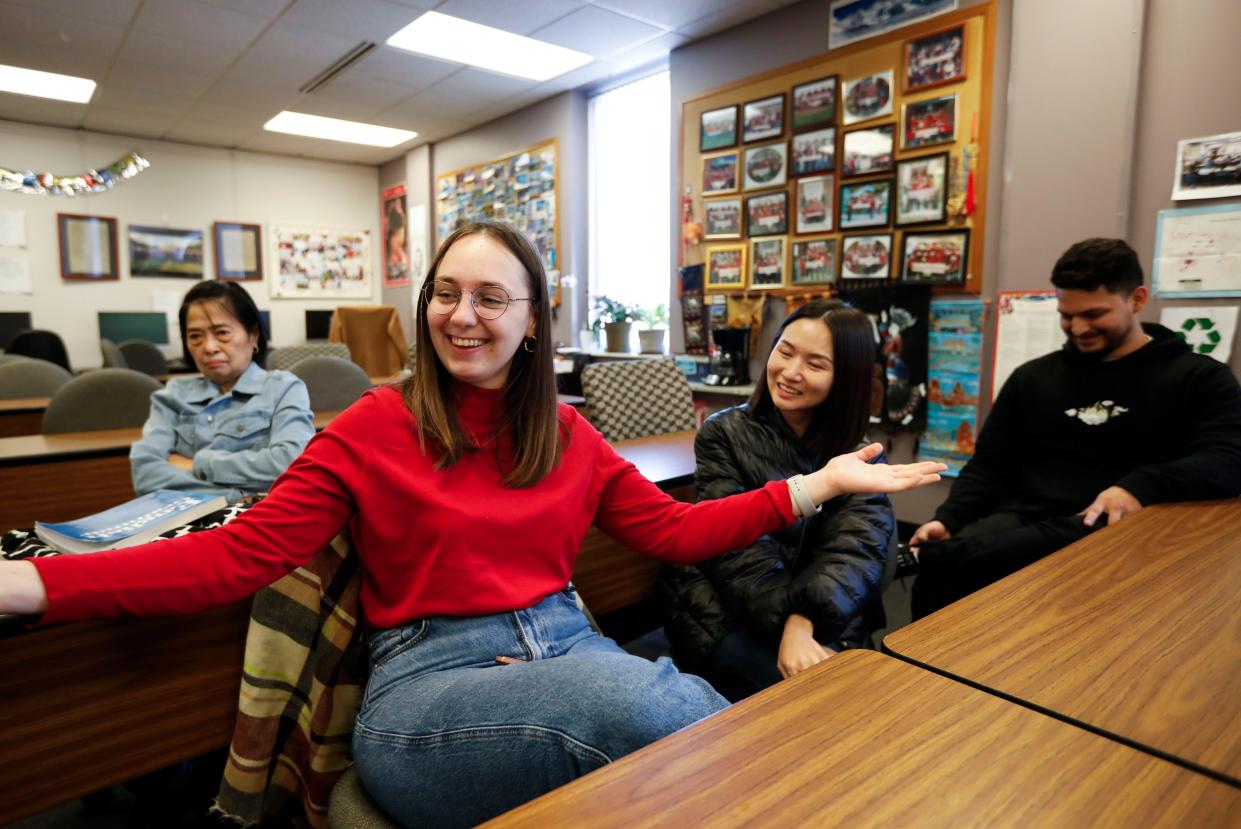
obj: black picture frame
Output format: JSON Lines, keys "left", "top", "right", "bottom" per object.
{"left": 128, "top": 225, "right": 204, "bottom": 279}
{"left": 700, "top": 104, "right": 739, "bottom": 152}
{"left": 895, "top": 152, "right": 949, "bottom": 226}
{"left": 57, "top": 213, "right": 118, "bottom": 281}
{"left": 838, "top": 179, "right": 892, "bottom": 230}
{"left": 900, "top": 228, "right": 970, "bottom": 284}
{"left": 792, "top": 75, "right": 838, "bottom": 130}
{"left": 742, "top": 93, "right": 786, "bottom": 143}
{"left": 745, "top": 190, "right": 790, "bottom": 237}
{"left": 213, "top": 222, "right": 263, "bottom": 281}
{"left": 842, "top": 124, "right": 896, "bottom": 178}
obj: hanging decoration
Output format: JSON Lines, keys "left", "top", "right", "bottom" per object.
{"left": 0, "top": 151, "right": 150, "bottom": 197}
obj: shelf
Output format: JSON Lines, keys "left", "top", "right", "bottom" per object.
{"left": 689, "top": 382, "right": 755, "bottom": 397}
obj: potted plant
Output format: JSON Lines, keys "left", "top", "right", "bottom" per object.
{"left": 591, "top": 296, "right": 640, "bottom": 353}
{"left": 637, "top": 303, "right": 669, "bottom": 354}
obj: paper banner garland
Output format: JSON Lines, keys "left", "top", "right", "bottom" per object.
{"left": 0, "top": 151, "right": 150, "bottom": 197}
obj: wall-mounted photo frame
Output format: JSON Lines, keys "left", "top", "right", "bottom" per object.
{"left": 700, "top": 104, "right": 739, "bottom": 152}
{"left": 750, "top": 236, "right": 788, "bottom": 289}
{"left": 705, "top": 243, "right": 747, "bottom": 290}
{"left": 704, "top": 197, "right": 743, "bottom": 240}
{"left": 129, "top": 225, "right": 204, "bottom": 279}
{"left": 796, "top": 174, "right": 834, "bottom": 234}
{"left": 746, "top": 190, "right": 789, "bottom": 237}
{"left": 900, "top": 229, "right": 969, "bottom": 285}
{"left": 840, "top": 233, "right": 893, "bottom": 279}
{"left": 790, "top": 127, "right": 836, "bottom": 176}
{"left": 839, "top": 179, "right": 892, "bottom": 230}
{"left": 904, "top": 24, "right": 967, "bottom": 93}
{"left": 213, "top": 222, "right": 263, "bottom": 281}
{"left": 791, "top": 236, "right": 837, "bottom": 286}
{"left": 742, "top": 94, "right": 785, "bottom": 142}
{"left": 902, "top": 93, "right": 958, "bottom": 151}
{"left": 792, "top": 76, "right": 838, "bottom": 130}
{"left": 702, "top": 151, "right": 740, "bottom": 195}
{"left": 271, "top": 225, "right": 373, "bottom": 299}
{"left": 896, "top": 152, "right": 949, "bottom": 225}
{"left": 743, "top": 141, "right": 788, "bottom": 190}
{"left": 57, "top": 213, "right": 118, "bottom": 281}
{"left": 831, "top": 0, "right": 958, "bottom": 50}
{"left": 842, "top": 70, "right": 894, "bottom": 126}
{"left": 842, "top": 124, "right": 895, "bottom": 178}
{"left": 1172, "top": 130, "right": 1241, "bottom": 201}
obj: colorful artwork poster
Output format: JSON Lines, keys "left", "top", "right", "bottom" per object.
{"left": 270, "top": 225, "right": 373, "bottom": 299}
{"left": 921, "top": 299, "right": 985, "bottom": 475}
{"left": 382, "top": 183, "right": 410, "bottom": 287}
{"left": 839, "top": 285, "right": 930, "bottom": 430}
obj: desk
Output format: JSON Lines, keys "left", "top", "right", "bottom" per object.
{"left": 0, "top": 396, "right": 51, "bottom": 437}
{"left": 485, "top": 649, "right": 1241, "bottom": 828}
{"left": 884, "top": 499, "right": 1241, "bottom": 786}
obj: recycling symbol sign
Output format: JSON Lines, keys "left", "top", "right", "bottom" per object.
{"left": 1176, "top": 317, "right": 1221, "bottom": 355}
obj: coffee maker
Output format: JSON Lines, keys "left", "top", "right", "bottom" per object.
{"left": 704, "top": 327, "right": 751, "bottom": 386}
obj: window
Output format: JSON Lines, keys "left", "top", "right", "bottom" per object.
{"left": 588, "top": 71, "right": 671, "bottom": 319}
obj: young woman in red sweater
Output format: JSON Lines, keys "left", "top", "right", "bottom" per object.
{"left": 0, "top": 222, "right": 943, "bottom": 827}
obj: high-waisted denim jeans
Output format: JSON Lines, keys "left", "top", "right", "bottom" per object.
{"left": 352, "top": 588, "right": 728, "bottom": 828}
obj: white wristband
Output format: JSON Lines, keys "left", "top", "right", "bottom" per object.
{"left": 787, "top": 474, "right": 820, "bottom": 519}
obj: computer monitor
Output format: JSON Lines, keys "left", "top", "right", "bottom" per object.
{"left": 258, "top": 310, "right": 271, "bottom": 341}
{"left": 98, "top": 311, "right": 171, "bottom": 346}
{"left": 0, "top": 312, "right": 32, "bottom": 350}
{"left": 305, "top": 309, "right": 334, "bottom": 340}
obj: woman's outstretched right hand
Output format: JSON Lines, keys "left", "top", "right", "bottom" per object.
{"left": 804, "top": 443, "right": 946, "bottom": 505}
{"left": 0, "top": 561, "right": 48, "bottom": 615}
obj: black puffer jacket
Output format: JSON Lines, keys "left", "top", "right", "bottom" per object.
{"left": 657, "top": 404, "right": 895, "bottom": 670}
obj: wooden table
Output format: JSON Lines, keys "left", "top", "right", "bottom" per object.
{"left": 485, "top": 649, "right": 1241, "bottom": 828}
{"left": 884, "top": 499, "right": 1241, "bottom": 787}
{"left": 0, "top": 395, "right": 51, "bottom": 438}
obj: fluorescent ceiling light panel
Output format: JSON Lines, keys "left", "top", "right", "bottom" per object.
{"left": 263, "top": 111, "right": 417, "bottom": 147}
{"left": 0, "top": 63, "right": 95, "bottom": 103}
{"left": 386, "top": 11, "right": 592, "bottom": 82}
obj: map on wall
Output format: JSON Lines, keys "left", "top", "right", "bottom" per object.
{"left": 269, "top": 224, "right": 373, "bottom": 299}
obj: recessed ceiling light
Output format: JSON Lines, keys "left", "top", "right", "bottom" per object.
{"left": 386, "top": 11, "right": 592, "bottom": 82}
{"left": 263, "top": 111, "right": 417, "bottom": 147}
{"left": 0, "top": 63, "right": 95, "bottom": 104}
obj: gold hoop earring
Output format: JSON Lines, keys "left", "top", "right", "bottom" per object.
{"left": 523, "top": 337, "right": 536, "bottom": 353}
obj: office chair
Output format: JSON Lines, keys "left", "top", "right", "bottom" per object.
{"left": 7, "top": 329, "right": 71, "bottom": 372}
{"left": 0, "top": 358, "right": 73, "bottom": 399}
{"left": 289, "top": 355, "right": 372, "bottom": 414}
{"left": 42, "top": 368, "right": 161, "bottom": 434}
{"left": 268, "top": 342, "right": 351, "bottom": 372}
{"left": 580, "top": 358, "right": 696, "bottom": 442}
{"left": 100, "top": 338, "right": 128, "bottom": 369}
{"left": 117, "top": 339, "right": 169, "bottom": 377}
{"left": 0, "top": 353, "right": 32, "bottom": 367}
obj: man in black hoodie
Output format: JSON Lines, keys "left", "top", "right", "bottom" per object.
{"left": 911, "top": 238, "right": 1241, "bottom": 618}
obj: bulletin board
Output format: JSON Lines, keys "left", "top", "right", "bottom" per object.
{"left": 435, "top": 138, "right": 562, "bottom": 307}
{"left": 680, "top": 2, "right": 995, "bottom": 298}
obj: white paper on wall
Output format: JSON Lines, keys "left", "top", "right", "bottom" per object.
{"left": 0, "top": 254, "right": 32, "bottom": 294}
{"left": 1160, "top": 306, "right": 1238, "bottom": 363}
{"left": 992, "top": 291, "right": 1062, "bottom": 401}
{"left": 0, "top": 209, "right": 27, "bottom": 248}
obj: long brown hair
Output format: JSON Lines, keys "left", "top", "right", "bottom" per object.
{"left": 747, "top": 299, "right": 874, "bottom": 458}
{"left": 403, "top": 221, "right": 562, "bottom": 487}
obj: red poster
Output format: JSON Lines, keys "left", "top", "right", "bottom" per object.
{"left": 381, "top": 183, "right": 411, "bottom": 287}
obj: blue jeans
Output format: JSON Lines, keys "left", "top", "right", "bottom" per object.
{"left": 352, "top": 588, "right": 728, "bottom": 828}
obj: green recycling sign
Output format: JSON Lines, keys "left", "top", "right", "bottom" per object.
{"left": 1176, "top": 316, "right": 1222, "bottom": 355}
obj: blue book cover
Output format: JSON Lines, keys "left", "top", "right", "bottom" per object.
{"left": 35, "top": 490, "right": 227, "bottom": 554}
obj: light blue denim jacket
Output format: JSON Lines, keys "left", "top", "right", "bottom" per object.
{"left": 129, "top": 362, "right": 315, "bottom": 502}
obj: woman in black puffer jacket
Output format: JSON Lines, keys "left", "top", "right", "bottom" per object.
{"left": 658, "top": 300, "right": 895, "bottom": 701}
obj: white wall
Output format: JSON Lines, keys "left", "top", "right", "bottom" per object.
{"left": 0, "top": 119, "right": 380, "bottom": 369}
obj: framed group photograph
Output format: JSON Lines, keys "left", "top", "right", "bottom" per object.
{"left": 128, "top": 225, "right": 204, "bottom": 278}
{"left": 704, "top": 197, "right": 742, "bottom": 240}
{"left": 839, "top": 179, "right": 892, "bottom": 229}
{"left": 213, "top": 222, "right": 262, "bottom": 281}
{"left": 900, "top": 229, "right": 969, "bottom": 285}
{"left": 1172, "top": 130, "right": 1241, "bottom": 201}
{"left": 830, "top": 0, "right": 958, "bottom": 50}
{"left": 904, "top": 24, "right": 967, "bottom": 93}
{"left": 702, "top": 151, "right": 740, "bottom": 195}
{"left": 840, "top": 233, "right": 894, "bottom": 280}
{"left": 57, "top": 213, "right": 118, "bottom": 281}
{"left": 842, "top": 124, "right": 895, "bottom": 178}
{"left": 743, "top": 142, "right": 788, "bottom": 190}
{"left": 271, "top": 224, "right": 372, "bottom": 299}
{"left": 745, "top": 190, "right": 789, "bottom": 237}
{"left": 791, "top": 237, "right": 836, "bottom": 286}
{"left": 902, "top": 93, "right": 957, "bottom": 150}
{"left": 700, "top": 104, "right": 739, "bottom": 152}
{"left": 796, "top": 175, "right": 834, "bottom": 234}
{"left": 742, "top": 94, "right": 785, "bottom": 142}
{"left": 705, "top": 243, "right": 747, "bottom": 290}
{"left": 749, "top": 236, "right": 788, "bottom": 289}
{"left": 896, "top": 152, "right": 948, "bottom": 225}
{"left": 842, "top": 70, "right": 893, "bottom": 126}
{"left": 790, "top": 128, "right": 836, "bottom": 176}
{"left": 792, "top": 76, "right": 837, "bottom": 130}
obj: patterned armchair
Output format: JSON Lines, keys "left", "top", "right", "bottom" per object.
{"left": 580, "top": 358, "right": 695, "bottom": 443}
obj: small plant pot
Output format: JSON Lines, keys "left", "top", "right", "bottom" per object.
{"left": 604, "top": 321, "right": 633, "bottom": 353}
{"left": 638, "top": 328, "right": 666, "bottom": 354}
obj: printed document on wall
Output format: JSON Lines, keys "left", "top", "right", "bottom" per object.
{"left": 1153, "top": 203, "right": 1241, "bottom": 298}
{"left": 992, "top": 291, "right": 1061, "bottom": 402}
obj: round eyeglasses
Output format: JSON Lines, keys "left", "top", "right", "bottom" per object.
{"left": 423, "top": 280, "right": 534, "bottom": 320}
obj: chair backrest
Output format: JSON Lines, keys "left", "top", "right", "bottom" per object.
{"left": 0, "top": 353, "right": 32, "bottom": 367}
{"left": 7, "top": 329, "right": 70, "bottom": 372}
{"left": 42, "top": 368, "right": 162, "bottom": 434}
{"left": 288, "top": 356, "right": 372, "bottom": 414}
{"left": 330, "top": 306, "right": 406, "bottom": 377}
{"left": 0, "top": 358, "right": 74, "bottom": 399}
{"left": 269, "top": 342, "right": 351, "bottom": 372}
{"left": 581, "top": 358, "right": 695, "bottom": 442}
{"left": 100, "top": 338, "right": 128, "bottom": 369}
{"left": 117, "top": 339, "right": 169, "bottom": 376}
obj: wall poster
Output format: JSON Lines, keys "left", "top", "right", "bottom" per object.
{"left": 1152, "top": 203, "right": 1241, "bottom": 298}
{"left": 270, "top": 225, "right": 373, "bottom": 299}
{"left": 991, "top": 291, "right": 1060, "bottom": 402}
{"left": 921, "top": 299, "right": 985, "bottom": 476}
{"left": 382, "top": 183, "right": 411, "bottom": 287}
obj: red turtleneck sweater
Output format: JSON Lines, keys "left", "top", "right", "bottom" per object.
{"left": 33, "top": 384, "right": 794, "bottom": 628}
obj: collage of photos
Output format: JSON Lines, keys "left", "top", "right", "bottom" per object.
{"left": 697, "top": 18, "right": 974, "bottom": 291}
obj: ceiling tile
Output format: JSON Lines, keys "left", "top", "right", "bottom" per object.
{"left": 237, "top": 130, "right": 326, "bottom": 156}
{"left": 0, "top": 42, "right": 115, "bottom": 81}
{"left": 303, "top": 74, "right": 426, "bottom": 114}
{"left": 532, "top": 5, "right": 665, "bottom": 59}
{"left": 375, "top": 84, "right": 484, "bottom": 125}
{"left": 120, "top": 29, "right": 244, "bottom": 74}
{"left": 276, "top": 0, "right": 422, "bottom": 42}
{"left": 181, "top": 101, "right": 274, "bottom": 127}
{"left": 592, "top": 0, "right": 724, "bottom": 31}
{"left": 199, "top": 79, "right": 302, "bottom": 111}
{"left": 224, "top": 24, "right": 362, "bottom": 88}
{"left": 82, "top": 106, "right": 180, "bottom": 137}
{"left": 607, "top": 30, "right": 688, "bottom": 72}
{"left": 0, "top": 0, "right": 139, "bottom": 28}
{"left": 424, "top": 67, "right": 539, "bottom": 102}
{"left": 0, "top": 93, "right": 87, "bottom": 129}
{"left": 131, "top": 0, "right": 271, "bottom": 51}
{"left": 105, "top": 59, "right": 216, "bottom": 97}
{"left": 432, "top": 0, "right": 585, "bottom": 36}
{"left": 676, "top": 1, "right": 778, "bottom": 39}
{"left": 194, "top": 0, "right": 290, "bottom": 18}
{"left": 0, "top": 4, "right": 129, "bottom": 58}
{"left": 347, "top": 46, "right": 461, "bottom": 91}
{"left": 92, "top": 85, "right": 196, "bottom": 118}
{"left": 163, "top": 118, "right": 260, "bottom": 146}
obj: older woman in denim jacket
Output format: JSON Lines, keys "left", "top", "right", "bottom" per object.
{"left": 130, "top": 281, "right": 314, "bottom": 502}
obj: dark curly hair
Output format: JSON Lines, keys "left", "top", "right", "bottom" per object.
{"left": 1050, "top": 238, "right": 1143, "bottom": 295}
